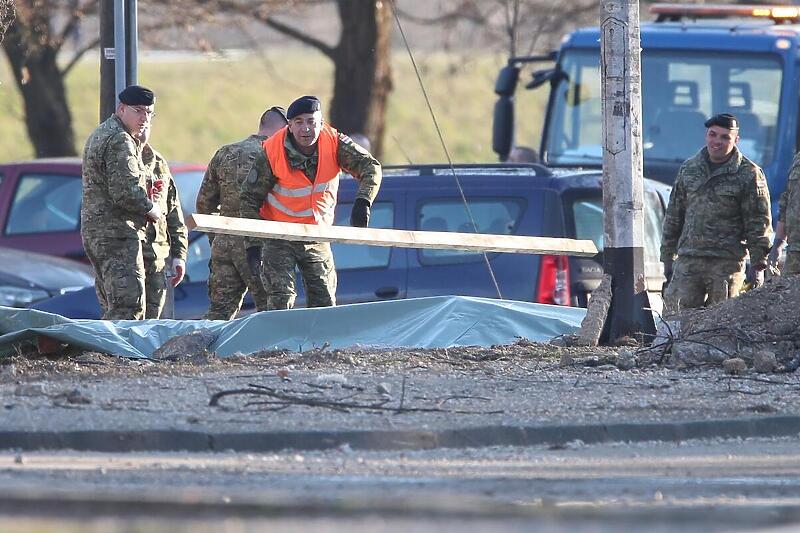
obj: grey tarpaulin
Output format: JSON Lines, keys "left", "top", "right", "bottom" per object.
{"left": 0, "top": 296, "right": 585, "bottom": 359}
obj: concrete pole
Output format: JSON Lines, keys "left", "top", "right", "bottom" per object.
{"left": 99, "top": 0, "right": 116, "bottom": 121}
{"left": 600, "top": 0, "right": 653, "bottom": 341}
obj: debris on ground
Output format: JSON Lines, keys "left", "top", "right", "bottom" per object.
{"left": 641, "top": 276, "right": 800, "bottom": 373}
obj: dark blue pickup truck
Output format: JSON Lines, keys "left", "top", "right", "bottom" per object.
{"left": 33, "top": 163, "right": 670, "bottom": 319}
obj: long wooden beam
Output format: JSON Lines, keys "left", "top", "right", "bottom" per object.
{"left": 187, "top": 214, "right": 599, "bottom": 257}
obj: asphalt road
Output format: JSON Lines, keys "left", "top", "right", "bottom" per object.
{"left": 0, "top": 437, "right": 799, "bottom": 532}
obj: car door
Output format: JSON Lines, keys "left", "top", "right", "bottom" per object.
{"left": 405, "top": 185, "right": 541, "bottom": 301}
{"left": 294, "top": 179, "right": 408, "bottom": 306}
{"left": 0, "top": 169, "right": 85, "bottom": 259}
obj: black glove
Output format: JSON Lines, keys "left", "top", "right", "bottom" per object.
{"left": 246, "top": 246, "right": 262, "bottom": 277}
{"left": 350, "top": 198, "right": 371, "bottom": 228}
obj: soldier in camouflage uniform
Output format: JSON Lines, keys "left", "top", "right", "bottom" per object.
{"left": 661, "top": 113, "right": 772, "bottom": 314}
{"left": 240, "top": 96, "right": 382, "bottom": 309}
{"left": 138, "top": 124, "right": 188, "bottom": 318}
{"left": 197, "top": 107, "right": 288, "bottom": 320}
{"left": 81, "top": 85, "right": 162, "bottom": 320}
{"left": 769, "top": 152, "right": 800, "bottom": 275}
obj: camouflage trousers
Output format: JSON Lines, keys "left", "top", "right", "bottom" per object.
{"left": 206, "top": 235, "right": 270, "bottom": 320}
{"left": 142, "top": 251, "right": 168, "bottom": 319}
{"left": 664, "top": 255, "right": 745, "bottom": 314}
{"left": 262, "top": 239, "right": 337, "bottom": 310}
{"left": 84, "top": 237, "right": 146, "bottom": 320}
{"left": 783, "top": 250, "right": 800, "bottom": 276}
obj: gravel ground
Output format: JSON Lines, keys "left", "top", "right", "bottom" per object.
{"left": 0, "top": 340, "right": 798, "bottom": 435}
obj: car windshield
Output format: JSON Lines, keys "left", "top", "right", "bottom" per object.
{"left": 545, "top": 49, "right": 782, "bottom": 168}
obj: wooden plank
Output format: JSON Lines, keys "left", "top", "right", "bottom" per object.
{"left": 187, "top": 214, "right": 598, "bottom": 257}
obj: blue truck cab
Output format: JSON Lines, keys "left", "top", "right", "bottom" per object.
{"left": 493, "top": 3, "right": 800, "bottom": 215}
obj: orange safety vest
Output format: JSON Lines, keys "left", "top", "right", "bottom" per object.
{"left": 258, "top": 124, "right": 341, "bottom": 226}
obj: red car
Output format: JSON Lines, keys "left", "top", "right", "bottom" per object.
{"left": 0, "top": 158, "right": 205, "bottom": 261}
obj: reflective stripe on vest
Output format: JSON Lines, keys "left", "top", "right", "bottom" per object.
{"left": 259, "top": 124, "right": 341, "bottom": 225}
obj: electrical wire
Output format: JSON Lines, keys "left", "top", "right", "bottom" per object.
{"left": 387, "top": 0, "right": 503, "bottom": 300}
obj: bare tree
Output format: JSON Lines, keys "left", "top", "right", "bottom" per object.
{"left": 2, "top": 1, "right": 99, "bottom": 157}
{"left": 182, "top": 0, "right": 394, "bottom": 157}
{"left": 3, "top": 0, "right": 393, "bottom": 159}
{"left": 397, "top": 0, "right": 597, "bottom": 57}
{"left": 0, "top": 0, "right": 13, "bottom": 44}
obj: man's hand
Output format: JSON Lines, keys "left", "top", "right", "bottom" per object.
{"left": 145, "top": 203, "right": 162, "bottom": 223}
{"left": 746, "top": 258, "right": 768, "bottom": 289}
{"left": 768, "top": 239, "right": 787, "bottom": 269}
{"left": 246, "top": 246, "right": 262, "bottom": 277}
{"left": 170, "top": 258, "right": 186, "bottom": 287}
{"left": 350, "top": 198, "right": 371, "bottom": 228}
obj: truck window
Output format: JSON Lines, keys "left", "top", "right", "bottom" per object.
{"left": 5, "top": 174, "right": 81, "bottom": 235}
{"left": 545, "top": 49, "right": 781, "bottom": 169}
{"left": 332, "top": 201, "right": 393, "bottom": 270}
{"left": 416, "top": 199, "right": 525, "bottom": 265}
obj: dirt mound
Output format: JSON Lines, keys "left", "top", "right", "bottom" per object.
{"left": 652, "top": 275, "right": 800, "bottom": 371}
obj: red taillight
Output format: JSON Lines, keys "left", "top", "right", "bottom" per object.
{"left": 536, "top": 255, "right": 571, "bottom": 305}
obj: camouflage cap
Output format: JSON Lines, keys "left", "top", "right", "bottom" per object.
{"left": 704, "top": 113, "right": 738, "bottom": 130}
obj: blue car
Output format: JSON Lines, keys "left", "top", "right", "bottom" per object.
{"left": 33, "top": 163, "right": 671, "bottom": 318}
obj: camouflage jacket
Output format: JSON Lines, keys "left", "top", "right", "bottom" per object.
{"left": 141, "top": 145, "right": 188, "bottom": 263}
{"left": 80, "top": 115, "right": 154, "bottom": 241}
{"left": 240, "top": 128, "right": 382, "bottom": 249}
{"left": 778, "top": 151, "right": 800, "bottom": 247}
{"left": 196, "top": 134, "right": 267, "bottom": 218}
{"left": 661, "top": 146, "right": 772, "bottom": 265}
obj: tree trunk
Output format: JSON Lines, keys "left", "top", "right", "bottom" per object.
{"left": 329, "top": 0, "right": 393, "bottom": 158}
{"left": 2, "top": 15, "right": 77, "bottom": 158}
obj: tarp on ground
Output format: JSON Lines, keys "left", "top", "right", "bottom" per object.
{"left": 0, "top": 296, "right": 585, "bottom": 359}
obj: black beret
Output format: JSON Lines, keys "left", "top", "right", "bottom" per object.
{"left": 704, "top": 113, "right": 738, "bottom": 130}
{"left": 287, "top": 95, "right": 321, "bottom": 119}
{"left": 119, "top": 85, "right": 155, "bottom": 106}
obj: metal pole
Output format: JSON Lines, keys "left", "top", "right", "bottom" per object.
{"left": 113, "top": 0, "right": 127, "bottom": 102}
{"left": 99, "top": 0, "right": 116, "bottom": 120}
{"left": 600, "top": 0, "right": 654, "bottom": 341}
{"left": 126, "top": 0, "right": 138, "bottom": 85}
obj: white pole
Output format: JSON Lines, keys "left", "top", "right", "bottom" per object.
{"left": 600, "top": 0, "right": 652, "bottom": 340}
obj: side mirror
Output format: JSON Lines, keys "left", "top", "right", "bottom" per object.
{"left": 526, "top": 68, "right": 567, "bottom": 90}
{"left": 494, "top": 65, "right": 520, "bottom": 96}
{"left": 493, "top": 96, "right": 514, "bottom": 161}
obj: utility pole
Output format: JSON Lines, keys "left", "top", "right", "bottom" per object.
{"left": 600, "top": 0, "right": 654, "bottom": 342}
{"left": 99, "top": 0, "right": 115, "bottom": 121}
{"left": 99, "top": 0, "right": 139, "bottom": 122}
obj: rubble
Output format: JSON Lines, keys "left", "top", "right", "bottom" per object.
{"left": 647, "top": 276, "right": 800, "bottom": 373}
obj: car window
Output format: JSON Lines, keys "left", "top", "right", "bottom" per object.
{"left": 172, "top": 170, "right": 204, "bottom": 215}
{"left": 643, "top": 191, "right": 664, "bottom": 265}
{"left": 332, "top": 202, "right": 393, "bottom": 270}
{"left": 569, "top": 191, "right": 664, "bottom": 264}
{"left": 185, "top": 235, "right": 210, "bottom": 283}
{"left": 571, "top": 198, "right": 604, "bottom": 251}
{"left": 5, "top": 174, "right": 81, "bottom": 235}
{"left": 417, "top": 199, "right": 524, "bottom": 265}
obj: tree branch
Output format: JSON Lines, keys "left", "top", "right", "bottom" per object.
{"left": 261, "top": 15, "right": 335, "bottom": 59}
{"left": 54, "top": 0, "right": 98, "bottom": 55}
{"left": 61, "top": 36, "right": 99, "bottom": 76}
